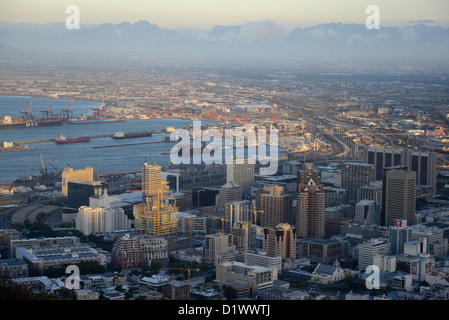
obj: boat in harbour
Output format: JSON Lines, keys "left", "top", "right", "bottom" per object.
{"left": 54, "top": 134, "right": 91, "bottom": 144}
{"left": 67, "top": 117, "right": 126, "bottom": 124}
{"left": 112, "top": 130, "right": 153, "bottom": 139}
{"left": 0, "top": 115, "right": 63, "bottom": 129}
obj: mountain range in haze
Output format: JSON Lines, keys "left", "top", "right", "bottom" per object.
{"left": 0, "top": 20, "right": 448, "bottom": 64}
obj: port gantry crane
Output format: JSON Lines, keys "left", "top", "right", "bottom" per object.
{"left": 62, "top": 100, "right": 73, "bottom": 120}
{"left": 93, "top": 97, "right": 105, "bottom": 119}
{"left": 21, "top": 100, "right": 33, "bottom": 119}
{"left": 41, "top": 99, "right": 53, "bottom": 118}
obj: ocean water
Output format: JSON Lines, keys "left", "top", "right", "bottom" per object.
{"left": 0, "top": 95, "right": 282, "bottom": 184}
{"left": 0, "top": 95, "right": 197, "bottom": 183}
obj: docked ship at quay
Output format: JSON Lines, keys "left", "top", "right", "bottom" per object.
{"left": 112, "top": 130, "right": 153, "bottom": 139}
{"left": 67, "top": 116, "right": 127, "bottom": 124}
{"left": 0, "top": 99, "right": 126, "bottom": 129}
{"left": 0, "top": 115, "right": 63, "bottom": 129}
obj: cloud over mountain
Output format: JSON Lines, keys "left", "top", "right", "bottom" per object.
{"left": 0, "top": 20, "right": 448, "bottom": 62}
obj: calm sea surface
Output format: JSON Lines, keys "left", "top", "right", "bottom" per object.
{"left": 0, "top": 95, "right": 282, "bottom": 184}
{"left": 0, "top": 95, "right": 200, "bottom": 183}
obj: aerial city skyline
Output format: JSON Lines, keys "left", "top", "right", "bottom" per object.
{"left": 0, "top": 0, "right": 448, "bottom": 310}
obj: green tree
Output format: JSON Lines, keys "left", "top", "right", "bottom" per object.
{"left": 0, "top": 278, "right": 48, "bottom": 300}
{"left": 57, "top": 287, "right": 76, "bottom": 300}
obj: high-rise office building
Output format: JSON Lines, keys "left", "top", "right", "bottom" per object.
{"left": 142, "top": 163, "right": 167, "bottom": 202}
{"left": 381, "top": 165, "right": 408, "bottom": 226}
{"left": 354, "top": 200, "right": 381, "bottom": 226}
{"left": 227, "top": 158, "right": 255, "bottom": 198}
{"left": 324, "top": 187, "right": 348, "bottom": 208}
{"left": 341, "top": 162, "right": 375, "bottom": 202}
{"left": 358, "top": 181, "right": 383, "bottom": 204}
{"left": 230, "top": 221, "right": 263, "bottom": 254}
{"left": 364, "top": 147, "right": 406, "bottom": 181}
{"left": 176, "top": 211, "right": 207, "bottom": 237}
{"left": 67, "top": 180, "right": 107, "bottom": 209}
{"left": 297, "top": 163, "right": 321, "bottom": 185}
{"left": 385, "top": 170, "right": 416, "bottom": 227}
{"left": 62, "top": 166, "right": 96, "bottom": 195}
{"left": 296, "top": 180, "right": 325, "bottom": 238}
{"left": 134, "top": 165, "right": 180, "bottom": 237}
{"left": 358, "top": 238, "right": 391, "bottom": 272}
{"left": 408, "top": 150, "right": 437, "bottom": 194}
{"left": 76, "top": 206, "right": 104, "bottom": 235}
{"left": 216, "top": 182, "right": 243, "bottom": 214}
{"left": 373, "top": 254, "right": 397, "bottom": 273}
{"left": 230, "top": 222, "right": 265, "bottom": 254}
{"left": 263, "top": 223, "right": 296, "bottom": 259}
{"left": 364, "top": 147, "right": 437, "bottom": 195}
{"left": 204, "top": 233, "right": 236, "bottom": 263}
{"left": 231, "top": 222, "right": 250, "bottom": 253}
{"left": 389, "top": 219, "right": 413, "bottom": 255}
{"left": 226, "top": 200, "right": 252, "bottom": 227}
{"left": 260, "top": 185, "right": 294, "bottom": 228}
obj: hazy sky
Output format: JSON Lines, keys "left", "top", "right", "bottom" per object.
{"left": 1, "top": 0, "right": 448, "bottom": 30}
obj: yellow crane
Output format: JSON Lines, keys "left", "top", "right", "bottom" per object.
{"left": 187, "top": 218, "right": 207, "bottom": 239}
{"left": 203, "top": 212, "right": 230, "bottom": 234}
{"left": 161, "top": 266, "right": 200, "bottom": 289}
{"left": 238, "top": 207, "right": 264, "bottom": 226}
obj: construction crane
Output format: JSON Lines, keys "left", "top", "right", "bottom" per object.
{"left": 187, "top": 218, "right": 208, "bottom": 239}
{"left": 238, "top": 207, "right": 264, "bottom": 226}
{"left": 203, "top": 213, "right": 230, "bottom": 234}
{"left": 40, "top": 153, "right": 47, "bottom": 179}
{"left": 161, "top": 267, "right": 200, "bottom": 289}
{"left": 26, "top": 165, "right": 39, "bottom": 181}
{"left": 130, "top": 178, "right": 179, "bottom": 237}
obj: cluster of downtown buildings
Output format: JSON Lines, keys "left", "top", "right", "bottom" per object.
{"left": 1, "top": 143, "right": 448, "bottom": 301}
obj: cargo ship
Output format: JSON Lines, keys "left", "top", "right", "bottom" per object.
{"left": 54, "top": 134, "right": 91, "bottom": 144}
{"left": 0, "top": 115, "right": 63, "bottom": 129}
{"left": 67, "top": 117, "right": 126, "bottom": 124}
{"left": 112, "top": 130, "right": 153, "bottom": 139}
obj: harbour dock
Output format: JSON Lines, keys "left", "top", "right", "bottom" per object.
{"left": 7, "top": 130, "right": 166, "bottom": 145}
{"left": 92, "top": 139, "right": 169, "bottom": 149}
